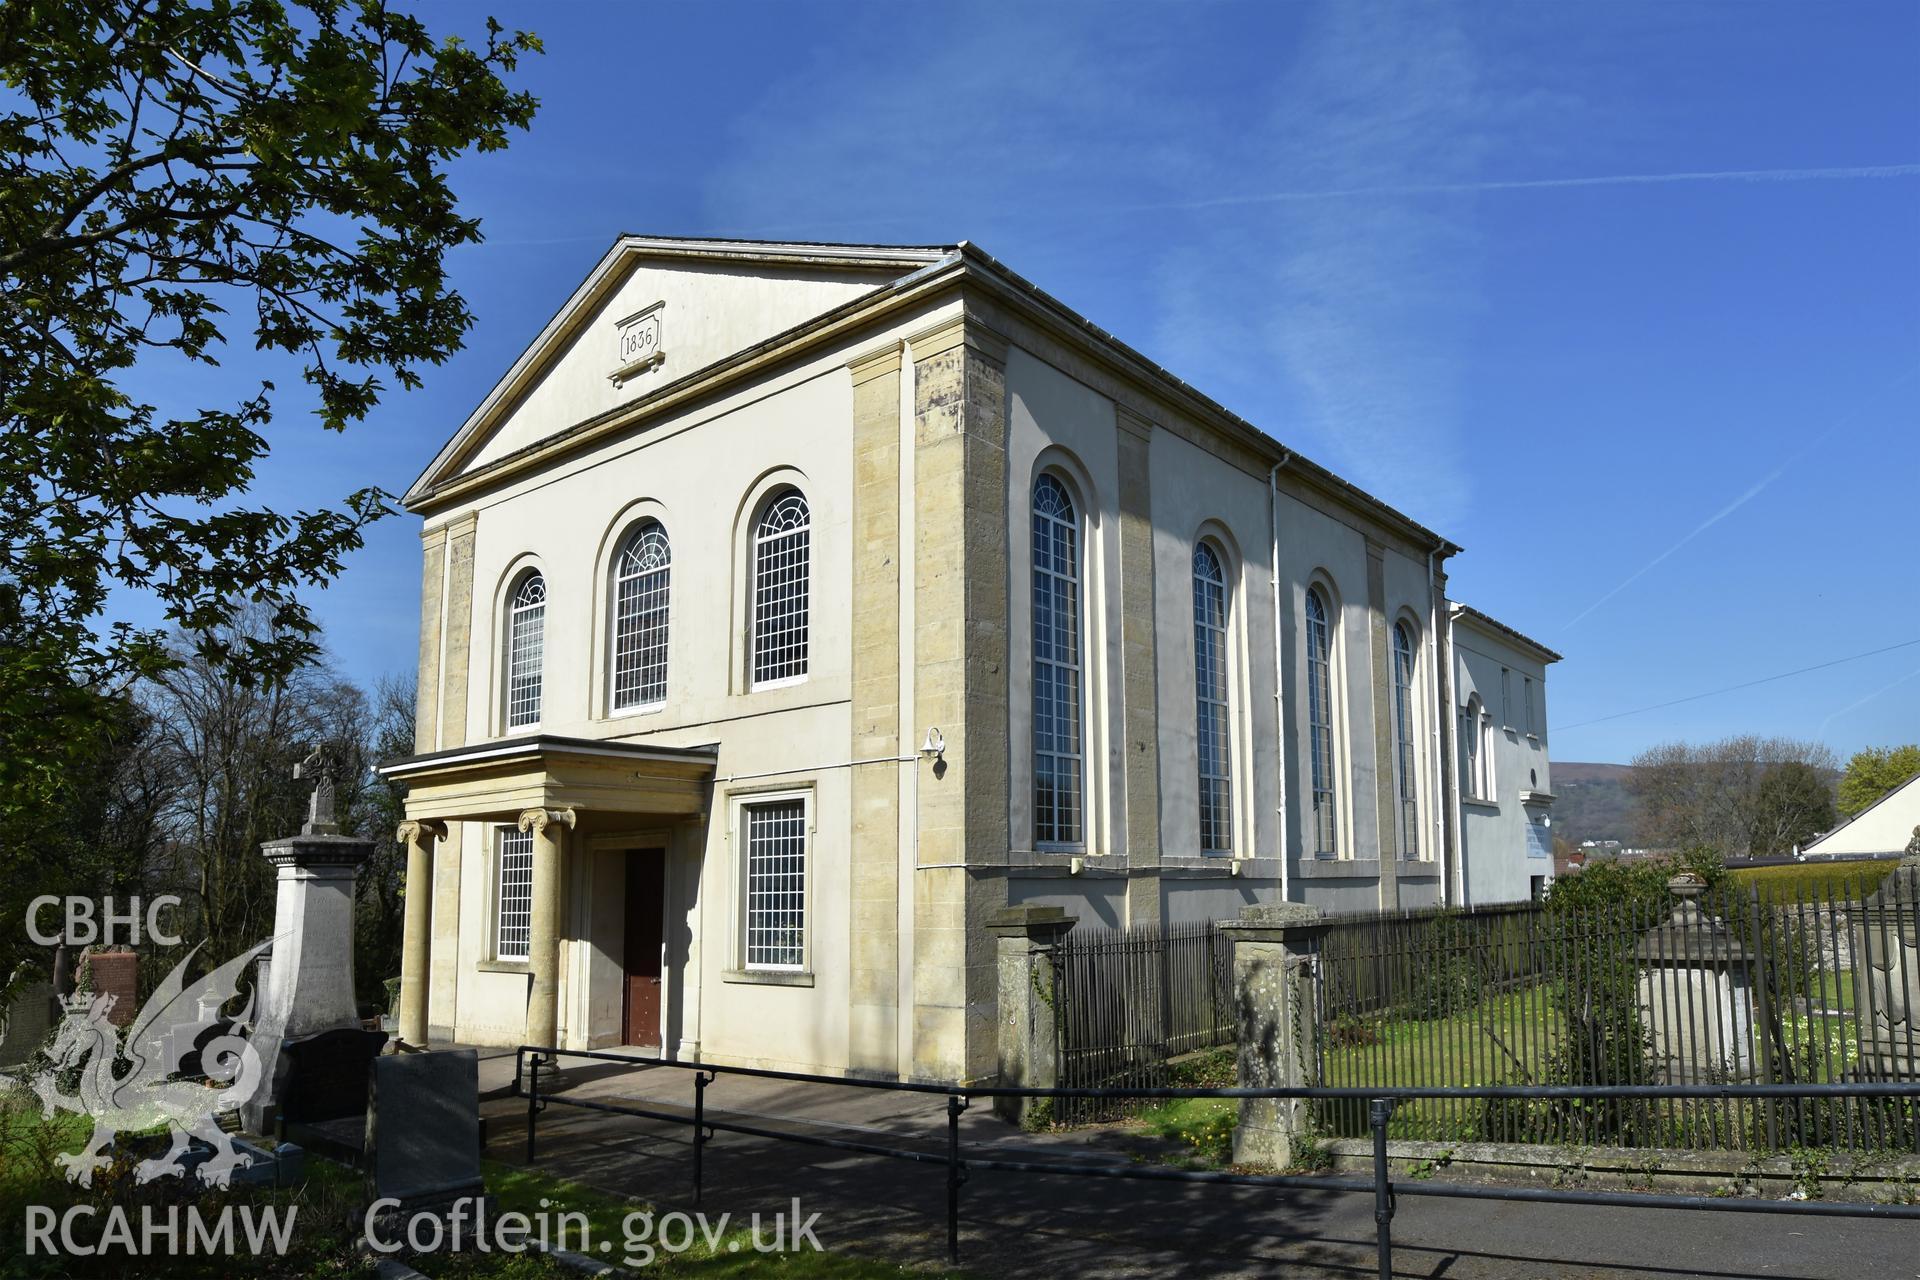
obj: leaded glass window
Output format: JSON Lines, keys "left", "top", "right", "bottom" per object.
{"left": 1392, "top": 621, "right": 1420, "bottom": 859}
{"left": 611, "top": 521, "right": 671, "bottom": 710}
{"left": 1306, "top": 586, "right": 1338, "bottom": 857}
{"left": 744, "top": 798, "right": 807, "bottom": 970}
{"left": 495, "top": 826, "right": 533, "bottom": 961}
{"left": 506, "top": 572, "right": 545, "bottom": 729}
{"left": 1193, "top": 543, "right": 1232, "bottom": 856}
{"left": 1032, "top": 474, "right": 1084, "bottom": 847}
{"left": 751, "top": 492, "right": 810, "bottom": 686}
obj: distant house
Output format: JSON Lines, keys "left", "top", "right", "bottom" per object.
{"left": 1801, "top": 773, "right": 1920, "bottom": 860}
{"left": 1450, "top": 604, "right": 1561, "bottom": 904}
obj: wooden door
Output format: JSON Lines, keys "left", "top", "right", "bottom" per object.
{"left": 622, "top": 851, "right": 665, "bottom": 1048}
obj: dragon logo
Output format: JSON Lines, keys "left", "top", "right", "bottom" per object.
{"left": 28, "top": 940, "right": 278, "bottom": 1188}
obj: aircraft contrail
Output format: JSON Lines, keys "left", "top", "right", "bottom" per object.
{"left": 1562, "top": 464, "right": 1789, "bottom": 629}
{"left": 1818, "top": 663, "right": 1920, "bottom": 739}
{"left": 1563, "top": 365, "right": 1920, "bottom": 630}
{"left": 1128, "top": 163, "right": 1920, "bottom": 211}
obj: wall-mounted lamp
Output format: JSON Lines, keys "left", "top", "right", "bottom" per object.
{"left": 919, "top": 727, "right": 946, "bottom": 762}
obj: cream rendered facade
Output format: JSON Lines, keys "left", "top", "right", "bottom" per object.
{"left": 384, "top": 236, "right": 1545, "bottom": 1084}
{"left": 1449, "top": 605, "right": 1561, "bottom": 906}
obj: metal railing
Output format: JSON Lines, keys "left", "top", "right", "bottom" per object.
{"left": 514, "top": 1046, "right": 1920, "bottom": 1278}
{"left": 1054, "top": 920, "right": 1234, "bottom": 1121}
{"left": 1311, "top": 874, "right": 1917, "bottom": 1152}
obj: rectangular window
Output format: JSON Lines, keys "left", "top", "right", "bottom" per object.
{"left": 495, "top": 826, "right": 533, "bottom": 961}
{"left": 743, "top": 797, "right": 807, "bottom": 970}
{"left": 1500, "top": 668, "right": 1512, "bottom": 729}
{"left": 1524, "top": 676, "right": 1537, "bottom": 737}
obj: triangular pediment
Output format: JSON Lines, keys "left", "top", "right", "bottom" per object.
{"left": 406, "top": 236, "right": 954, "bottom": 506}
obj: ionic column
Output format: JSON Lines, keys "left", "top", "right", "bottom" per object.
{"left": 520, "top": 806, "right": 576, "bottom": 1051}
{"left": 395, "top": 819, "right": 446, "bottom": 1048}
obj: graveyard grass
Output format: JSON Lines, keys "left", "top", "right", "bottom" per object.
{"left": 0, "top": 1090, "right": 942, "bottom": 1277}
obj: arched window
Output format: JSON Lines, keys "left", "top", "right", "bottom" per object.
{"left": 1193, "top": 543, "right": 1232, "bottom": 856}
{"left": 505, "top": 571, "right": 546, "bottom": 729}
{"left": 1391, "top": 621, "right": 1420, "bottom": 859}
{"left": 1480, "top": 705, "right": 1497, "bottom": 798}
{"left": 1459, "top": 694, "right": 1489, "bottom": 800}
{"left": 611, "top": 520, "right": 671, "bottom": 711}
{"left": 1305, "top": 586, "right": 1337, "bottom": 857}
{"left": 751, "top": 490, "right": 810, "bottom": 687}
{"left": 1032, "top": 473, "right": 1083, "bottom": 847}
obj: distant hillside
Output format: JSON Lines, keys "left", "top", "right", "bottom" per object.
{"left": 1551, "top": 761, "right": 1639, "bottom": 847}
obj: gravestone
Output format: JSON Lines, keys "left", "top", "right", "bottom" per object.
{"left": 0, "top": 978, "right": 54, "bottom": 1071}
{"left": 366, "top": 1050, "right": 484, "bottom": 1219}
{"left": 81, "top": 950, "right": 139, "bottom": 1029}
{"left": 1635, "top": 874, "right": 1755, "bottom": 1082}
{"left": 242, "top": 748, "right": 386, "bottom": 1138}
{"left": 1852, "top": 848, "right": 1920, "bottom": 1080}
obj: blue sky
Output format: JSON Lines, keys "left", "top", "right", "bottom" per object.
{"left": 130, "top": 0, "right": 1920, "bottom": 765}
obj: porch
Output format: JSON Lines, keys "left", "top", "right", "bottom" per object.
{"left": 379, "top": 734, "right": 718, "bottom": 1052}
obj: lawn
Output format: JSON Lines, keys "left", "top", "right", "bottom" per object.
{"left": 1318, "top": 986, "right": 1567, "bottom": 1139}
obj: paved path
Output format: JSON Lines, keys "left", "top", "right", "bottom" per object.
{"left": 476, "top": 1055, "right": 1920, "bottom": 1280}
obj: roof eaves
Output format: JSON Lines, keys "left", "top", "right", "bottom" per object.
{"left": 951, "top": 242, "right": 1463, "bottom": 558}
{"left": 1449, "top": 602, "right": 1564, "bottom": 663}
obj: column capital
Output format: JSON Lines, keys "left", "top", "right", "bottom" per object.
{"left": 847, "top": 341, "right": 904, "bottom": 385}
{"left": 1115, "top": 404, "right": 1156, "bottom": 441}
{"left": 396, "top": 819, "right": 448, "bottom": 845}
{"left": 906, "top": 311, "right": 1009, "bottom": 368}
{"left": 518, "top": 806, "right": 577, "bottom": 836}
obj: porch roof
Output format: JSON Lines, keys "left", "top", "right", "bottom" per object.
{"left": 378, "top": 734, "right": 717, "bottom": 824}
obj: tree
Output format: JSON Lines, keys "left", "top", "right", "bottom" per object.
{"left": 354, "top": 672, "right": 414, "bottom": 1008}
{"left": 139, "top": 609, "right": 366, "bottom": 963}
{"left": 0, "top": 0, "right": 538, "bottom": 837}
{"left": 1628, "top": 735, "right": 1837, "bottom": 858}
{"left": 1748, "top": 761, "right": 1837, "bottom": 858}
{"left": 1837, "top": 745, "right": 1920, "bottom": 819}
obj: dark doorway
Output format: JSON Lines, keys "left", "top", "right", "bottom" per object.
{"left": 622, "top": 850, "right": 665, "bottom": 1048}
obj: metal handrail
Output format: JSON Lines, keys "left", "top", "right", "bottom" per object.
{"left": 515, "top": 1045, "right": 1920, "bottom": 1276}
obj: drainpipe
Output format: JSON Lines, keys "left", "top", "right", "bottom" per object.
{"left": 1269, "top": 453, "right": 1292, "bottom": 901}
{"left": 1445, "top": 602, "right": 1469, "bottom": 909}
{"left": 1427, "top": 552, "right": 1444, "bottom": 888}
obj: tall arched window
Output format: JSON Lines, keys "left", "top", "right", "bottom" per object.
{"left": 1193, "top": 543, "right": 1232, "bottom": 856}
{"left": 1032, "top": 473, "right": 1083, "bottom": 847}
{"left": 505, "top": 571, "right": 546, "bottom": 729}
{"left": 1305, "top": 586, "right": 1337, "bottom": 857}
{"left": 611, "top": 520, "right": 671, "bottom": 711}
{"left": 1391, "top": 621, "right": 1420, "bottom": 859}
{"left": 751, "top": 490, "right": 810, "bottom": 687}
{"left": 1459, "top": 694, "right": 1489, "bottom": 800}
